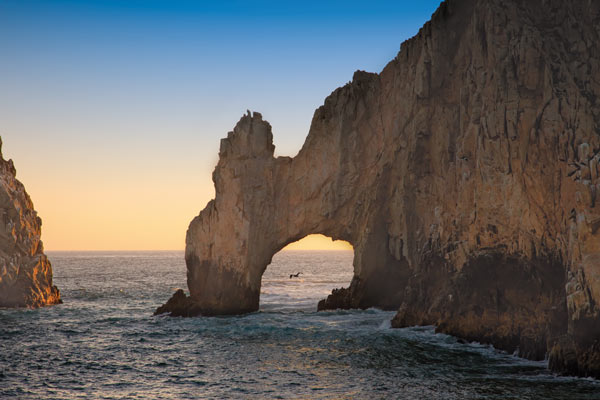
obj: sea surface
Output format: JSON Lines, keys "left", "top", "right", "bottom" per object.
{"left": 1, "top": 250, "right": 598, "bottom": 399}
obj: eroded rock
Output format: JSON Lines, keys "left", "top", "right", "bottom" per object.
{"left": 161, "top": 0, "right": 600, "bottom": 378}
{"left": 0, "top": 139, "right": 61, "bottom": 308}
{"left": 154, "top": 289, "right": 201, "bottom": 317}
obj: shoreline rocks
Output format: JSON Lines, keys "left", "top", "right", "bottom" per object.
{"left": 154, "top": 289, "right": 201, "bottom": 317}
{"left": 0, "top": 139, "right": 61, "bottom": 308}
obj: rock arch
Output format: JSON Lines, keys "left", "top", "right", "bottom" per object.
{"left": 157, "top": 0, "right": 600, "bottom": 377}
{"left": 182, "top": 109, "right": 408, "bottom": 315}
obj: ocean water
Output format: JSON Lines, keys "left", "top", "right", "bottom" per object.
{"left": 0, "top": 251, "right": 598, "bottom": 399}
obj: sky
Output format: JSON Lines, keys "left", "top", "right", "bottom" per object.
{"left": 0, "top": 0, "right": 442, "bottom": 251}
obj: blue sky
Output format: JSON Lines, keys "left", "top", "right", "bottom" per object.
{"left": 0, "top": 0, "right": 442, "bottom": 250}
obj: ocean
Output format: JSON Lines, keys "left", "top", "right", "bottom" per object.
{"left": 1, "top": 250, "right": 598, "bottom": 399}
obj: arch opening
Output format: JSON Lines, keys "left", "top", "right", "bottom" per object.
{"left": 259, "top": 234, "right": 354, "bottom": 312}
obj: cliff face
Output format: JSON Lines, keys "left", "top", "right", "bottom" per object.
{"left": 159, "top": 0, "right": 600, "bottom": 377}
{"left": 0, "top": 139, "right": 61, "bottom": 308}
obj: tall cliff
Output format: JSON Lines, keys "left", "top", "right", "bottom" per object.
{"left": 0, "top": 139, "right": 61, "bottom": 308}
{"left": 158, "top": 0, "right": 600, "bottom": 377}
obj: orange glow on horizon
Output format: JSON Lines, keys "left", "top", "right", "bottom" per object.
{"left": 23, "top": 168, "right": 216, "bottom": 251}
{"left": 6, "top": 132, "right": 352, "bottom": 252}
{"left": 282, "top": 234, "right": 353, "bottom": 251}
{"left": 26, "top": 168, "right": 352, "bottom": 251}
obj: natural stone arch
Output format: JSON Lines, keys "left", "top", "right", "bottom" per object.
{"left": 156, "top": 0, "right": 600, "bottom": 377}
{"left": 182, "top": 110, "right": 409, "bottom": 315}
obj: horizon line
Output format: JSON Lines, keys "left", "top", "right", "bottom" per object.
{"left": 44, "top": 248, "right": 354, "bottom": 252}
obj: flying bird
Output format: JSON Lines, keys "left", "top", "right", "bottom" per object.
{"left": 289, "top": 272, "right": 302, "bottom": 279}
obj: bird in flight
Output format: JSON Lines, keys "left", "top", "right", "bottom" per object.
{"left": 289, "top": 272, "right": 302, "bottom": 279}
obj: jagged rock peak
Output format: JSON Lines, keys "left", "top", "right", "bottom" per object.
{"left": 0, "top": 138, "right": 61, "bottom": 308}
{"left": 218, "top": 111, "right": 274, "bottom": 159}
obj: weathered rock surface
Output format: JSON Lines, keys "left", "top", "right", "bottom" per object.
{"left": 159, "top": 0, "right": 600, "bottom": 377}
{"left": 0, "top": 139, "right": 61, "bottom": 308}
{"left": 154, "top": 289, "right": 201, "bottom": 317}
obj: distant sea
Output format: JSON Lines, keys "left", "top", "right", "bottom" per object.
{"left": 0, "top": 251, "right": 598, "bottom": 399}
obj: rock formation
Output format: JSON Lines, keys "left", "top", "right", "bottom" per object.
{"left": 0, "top": 139, "right": 61, "bottom": 308}
{"left": 158, "top": 0, "right": 600, "bottom": 378}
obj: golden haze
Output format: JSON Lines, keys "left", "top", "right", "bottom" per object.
{"left": 23, "top": 169, "right": 351, "bottom": 251}
{"left": 282, "top": 234, "right": 353, "bottom": 251}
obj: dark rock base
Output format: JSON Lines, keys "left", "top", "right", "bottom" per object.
{"left": 317, "top": 286, "right": 358, "bottom": 311}
{"left": 320, "top": 251, "right": 600, "bottom": 378}
{"left": 154, "top": 289, "right": 203, "bottom": 317}
{"left": 549, "top": 337, "right": 600, "bottom": 379}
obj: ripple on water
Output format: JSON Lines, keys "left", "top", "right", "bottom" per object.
{"left": 1, "top": 251, "right": 598, "bottom": 399}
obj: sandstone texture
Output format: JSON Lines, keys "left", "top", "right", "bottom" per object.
{"left": 159, "top": 0, "right": 600, "bottom": 377}
{"left": 0, "top": 139, "right": 61, "bottom": 308}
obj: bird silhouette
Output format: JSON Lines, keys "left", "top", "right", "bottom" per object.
{"left": 289, "top": 272, "right": 302, "bottom": 279}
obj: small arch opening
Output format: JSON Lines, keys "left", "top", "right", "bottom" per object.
{"left": 260, "top": 234, "right": 354, "bottom": 312}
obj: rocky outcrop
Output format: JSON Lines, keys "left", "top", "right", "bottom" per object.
{"left": 159, "top": 0, "right": 600, "bottom": 377}
{"left": 154, "top": 289, "right": 201, "bottom": 317}
{"left": 0, "top": 139, "right": 61, "bottom": 308}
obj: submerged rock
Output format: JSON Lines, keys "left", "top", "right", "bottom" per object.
{"left": 0, "top": 139, "right": 61, "bottom": 308}
{"left": 160, "top": 0, "right": 600, "bottom": 378}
